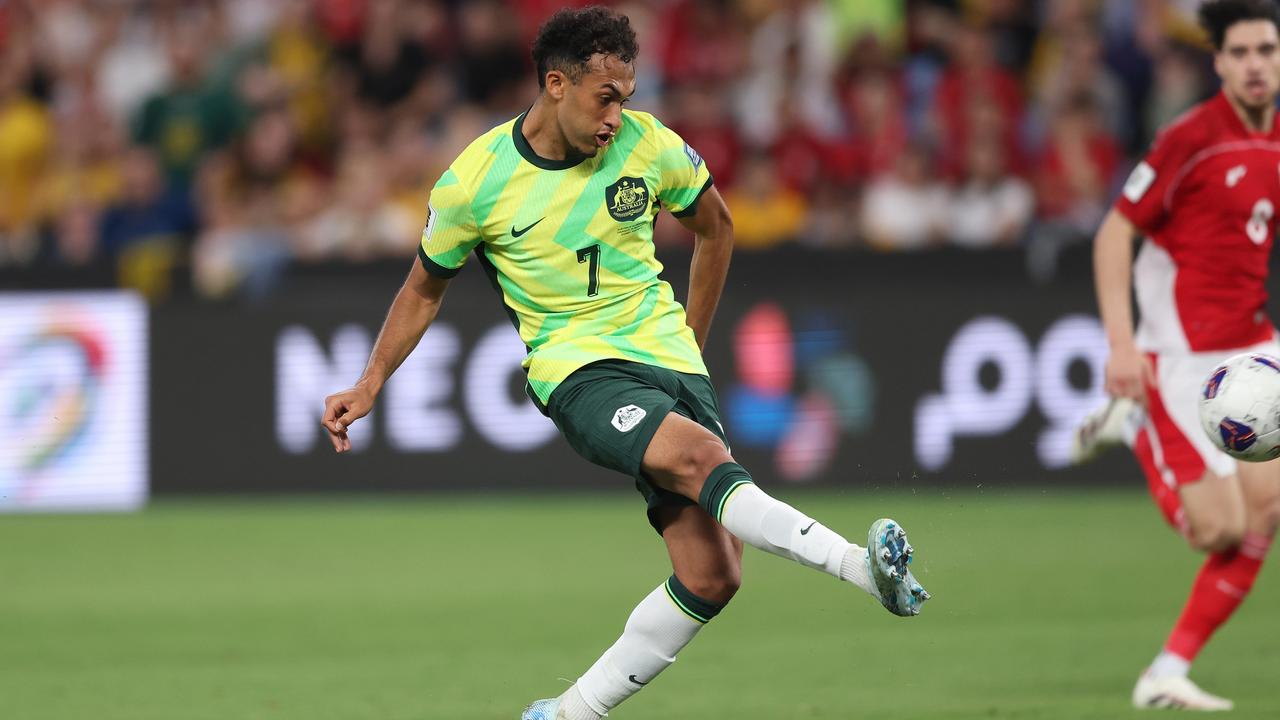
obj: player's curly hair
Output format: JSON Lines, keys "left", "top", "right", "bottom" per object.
{"left": 531, "top": 6, "right": 638, "bottom": 89}
{"left": 1199, "top": 0, "right": 1280, "bottom": 50}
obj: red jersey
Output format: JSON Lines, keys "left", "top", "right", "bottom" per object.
{"left": 1115, "top": 91, "right": 1280, "bottom": 353}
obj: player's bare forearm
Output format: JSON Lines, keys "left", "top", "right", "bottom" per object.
{"left": 1093, "top": 208, "right": 1138, "bottom": 349}
{"left": 322, "top": 258, "right": 449, "bottom": 451}
{"left": 677, "top": 185, "right": 734, "bottom": 351}
{"left": 359, "top": 258, "right": 450, "bottom": 395}
{"left": 1093, "top": 208, "right": 1154, "bottom": 399}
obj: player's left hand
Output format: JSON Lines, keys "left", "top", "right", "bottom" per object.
{"left": 1104, "top": 342, "right": 1154, "bottom": 404}
{"left": 321, "top": 385, "right": 375, "bottom": 453}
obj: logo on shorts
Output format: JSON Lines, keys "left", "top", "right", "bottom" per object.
{"left": 612, "top": 404, "right": 647, "bottom": 432}
{"left": 606, "top": 177, "right": 649, "bottom": 221}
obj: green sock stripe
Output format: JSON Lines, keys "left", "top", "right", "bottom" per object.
{"left": 664, "top": 576, "right": 724, "bottom": 624}
{"left": 663, "top": 580, "right": 706, "bottom": 623}
{"left": 715, "top": 479, "right": 753, "bottom": 523}
{"left": 699, "top": 462, "right": 754, "bottom": 522}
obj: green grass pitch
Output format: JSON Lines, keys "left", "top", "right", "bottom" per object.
{"left": 3, "top": 488, "right": 1278, "bottom": 719}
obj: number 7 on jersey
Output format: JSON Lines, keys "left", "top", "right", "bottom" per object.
{"left": 577, "top": 244, "right": 600, "bottom": 297}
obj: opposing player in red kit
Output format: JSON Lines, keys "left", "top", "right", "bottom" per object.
{"left": 1082, "top": 0, "right": 1280, "bottom": 710}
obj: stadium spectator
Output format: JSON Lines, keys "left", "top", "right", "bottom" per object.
{"left": 454, "top": 0, "right": 530, "bottom": 113}
{"left": 1145, "top": 44, "right": 1210, "bottom": 138}
{"left": 666, "top": 82, "right": 741, "bottom": 189}
{"left": 1029, "top": 17, "right": 1130, "bottom": 149}
{"left": 1034, "top": 92, "right": 1121, "bottom": 233}
{"left": 735, "top": 0, "right": 841, "bottom": 148}
{"left": 967, "top": 0, "right": 1038, "bottom": 71}
{"left": 299, "top": 149, "right": 417, "bottom": 261}
{"left": 132, "top": 20, "right": 241, "bottom": 189}
{"left": 657, "top": 0, "right": 747, "bottom": 89}
{"left": 383, "top": 120, "right": 435, "bottom": 228}
{"left": 836, "top": 68, "right": 908, "bottom": 180}
{"left": 723, "top": 152, "right": 809, "bottom": 250}
{"left": 99, "top": 147, "right": 197, "bottom": 299}
{"left": 33, "top": 0, "right": 99, "bottom": 76}
{"left": 860, "top": 144, "right": 947, "bottom": 251}
{"left": 947, "top": 135, "right": 1034, "bottom": 249}
{"left": 1028, "top": 92, "right": 1123, "bottom": 281}
{"left": 799, "top": 182, "right": 859, "bottom": 249}
{"left": 0, "top": 41, "right": 54, "bottom": 265}
{"left": 769, "top": 102, "right": 832, "bottom": 195}
{"left": 899, "top": 0, "right": 954, "bottom": 141}
{"left": 932, "top": 21, "right": 1024, "bottom": 178}
{"left": 192, "top": 109, "right": 312, "bottom": 300}
{"left": 43, "top": 198, "right": 102, "bottom": 268}
{"left": 240, "top": 0, "right": 334, "bottom": 158}
{"left": 37, "top": 103, "right": 125, "bottom": 243}
{"left": 337, "top": 0, "right": 434, "bottom": 110}
{"left": 100, "top": 147, "right": 196, "bottom": 258}
{"left": 94, "top": 3, "right": 173, "bottom": 125}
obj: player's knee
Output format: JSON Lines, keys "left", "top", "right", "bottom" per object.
{"left": 681, "top": 566, "right": 741, "bottom": 606}
{"left": 677, "top": 439, "right": 734, "bottom": 488}
{"left": 1187, "top": 518, "right": 1244, "bottom": 552}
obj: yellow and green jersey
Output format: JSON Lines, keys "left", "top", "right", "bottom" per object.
{"left": 418, "top": 109, "right": 714, "bottom": 407}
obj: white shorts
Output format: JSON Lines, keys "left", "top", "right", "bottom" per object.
{"left": 1135, "top": 338, "right": 1280, "bottom": 489}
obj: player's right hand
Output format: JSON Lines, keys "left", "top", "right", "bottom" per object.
{"left": 1105, "top": 343, "right": 1154, "bottom": 403}
{"left": 321, "top": 385, "right": 375, "bottom": 453}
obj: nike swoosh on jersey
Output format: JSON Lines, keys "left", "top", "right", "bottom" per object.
{"left": 511, "top": 218, "right": 545, "bottom": 237}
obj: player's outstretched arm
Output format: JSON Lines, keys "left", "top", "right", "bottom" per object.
{"left": 322, "top": 258, "right": 450, "bottom": 452}
{"left": 1093, "top": 208, "right": 1153, "bottom": 401}
{"left": 676, "top": 185, "right": 733, "bottom": 352}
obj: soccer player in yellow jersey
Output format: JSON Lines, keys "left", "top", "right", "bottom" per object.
{"left": 321, "top": 8, "right": 929, "bottom": 718}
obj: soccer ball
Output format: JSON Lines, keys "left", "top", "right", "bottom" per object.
{"left": 1199, "top": 352, "right": 1280, "bottom": 462}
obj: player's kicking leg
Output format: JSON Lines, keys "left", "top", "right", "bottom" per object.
{"left": 643, "top": 412, "right": 930, "bottom": 617}
{"left": 521, "top": 365, "right": 927, "bottom": 718}
{"left": 523, "top": 502, "right": 741, "bottom": 719}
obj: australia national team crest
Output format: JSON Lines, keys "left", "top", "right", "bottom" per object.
{"left": 606, "top": 176, "right": 649, "bottom": 222}
{"left": 612, "top": 404, "right": 647, "bottom": 433}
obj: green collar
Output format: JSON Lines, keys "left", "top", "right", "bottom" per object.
{"left": 512, "top": 111, "right": 589, "bottom": 170}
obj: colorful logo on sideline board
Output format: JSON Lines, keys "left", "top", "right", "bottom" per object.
{"left": 726, "top": 303, "right": 874, "bottom": 482}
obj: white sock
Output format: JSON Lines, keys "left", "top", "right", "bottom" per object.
{"left": 571, "top": 579, "right": 714, "bottom": 716}
{"left": 719, "top": 483, "right": 874, "bottom": 593}
{"left": 839, "top": 545, "right": 877, "bottom": 597}
{"left": 557, "top": 686, "right": 601, "bottom": 720}
{"left": 1148, "top": 650, "right": 1191, "bottom": 679}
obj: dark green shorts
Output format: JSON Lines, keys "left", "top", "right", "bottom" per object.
{"left": 546, "top": 360, "right": 728, "bottom": 532}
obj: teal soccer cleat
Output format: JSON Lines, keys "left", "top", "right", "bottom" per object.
{"left": 868, "top": 518, "right": 930, "bottom": 616}
{"left": 521, "top": 697, "right": 561, "bottom": 720}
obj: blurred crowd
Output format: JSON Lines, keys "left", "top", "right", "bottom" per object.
{"left": 0, "top": 0, "right": 1228, "bottom": 299}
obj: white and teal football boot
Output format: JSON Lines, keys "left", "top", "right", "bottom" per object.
{"left": 867, "top": 518, "right": 929, "bottom": 616}
{"left": 520, "top": 697, "right": 562, "bottom": 720}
